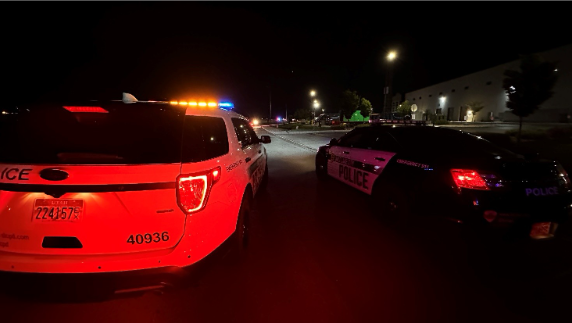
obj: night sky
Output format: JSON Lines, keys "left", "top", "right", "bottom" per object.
{"left": 1, "top": 2, "right": 570, "bottom": 119}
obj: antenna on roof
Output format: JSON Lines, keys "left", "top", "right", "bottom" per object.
{"left": 122, "top": 92, "right": 138, "bottom": 104}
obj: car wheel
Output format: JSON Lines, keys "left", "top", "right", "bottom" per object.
{"left": 371, "top": 183, "right": 410, "bottom": 226}
{"left": 232, "top": 190, "right": 251, "bottom": 261}
{"left": 315, "top": 155, "right": 329, "bottom": 181}
{"left": 259, "top": 164, "right": 269, "bottom": 190}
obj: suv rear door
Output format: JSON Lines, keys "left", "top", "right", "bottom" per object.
{"left": 0, "top": 102, "right": 187, "bottom": 255}
{"left": 231, "top": 118, "right": 266, "bottom": 195}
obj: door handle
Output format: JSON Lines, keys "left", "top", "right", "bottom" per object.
{"left": 375, "top": 157, "right": 385, "bottom": 161}
{"left": 245, "top": 157, "right": 252, "bottom": 163}
{"left": 342, "top": 151, "right": 350, "bottom": 154}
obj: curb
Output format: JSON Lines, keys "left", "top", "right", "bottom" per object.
{"left": 261, "top": 126, "right": 350, "bottom": 135}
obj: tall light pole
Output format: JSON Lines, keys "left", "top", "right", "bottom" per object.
{"left": 383, "top": 51, "right": 397, "bottom": 117}
{"left": 310, "top": 90, "right": 316, "bottom": 124}
{"left": 313, "top": 100, "right": 320, "bottom": 124}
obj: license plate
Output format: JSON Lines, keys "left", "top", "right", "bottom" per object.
{"left": 530, "top": 222, "right": 555, "bottom": 239}
{"left": 32, "top": 199, "right": 84, "bottom": 222}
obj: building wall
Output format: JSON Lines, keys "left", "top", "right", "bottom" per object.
{"left": 405, "top": 43, "right": 572, "bottom": 123}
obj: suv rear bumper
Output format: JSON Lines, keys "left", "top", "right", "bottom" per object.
{"left": 0, "top": 233, "right": 232, "bottom": 274}
{"left": 0, "top": 237, "right": 234, "bottom": 299}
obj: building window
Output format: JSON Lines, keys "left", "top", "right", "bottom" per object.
{"left": 436, "top": 108, "right": 442, "bottom": 115}
{"left": 419, "top": 96, "right": 422, "bottom": 99}
{"left": 465, "top": 86, "right": 469, "bottom": 90}
{"left": 451, "top": 89, "right": 455, "bottom": 92}
{"left": 439, "top": 92, "right": 443, "bottom": 95}
{"left": 413, "top": 98, "right": 415, "bottom": 101}
{"left": 486, "top": 81, "right": 492, "bottom": 85}
{"left": 429, "top": 94, "right": 432, "bottom": 97}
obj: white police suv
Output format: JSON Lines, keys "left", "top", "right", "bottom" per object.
{"left": 0, "top": 93, "right": 270, "bottom": 274}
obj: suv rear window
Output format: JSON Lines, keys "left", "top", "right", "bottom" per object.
{"left": 231, "top": 118, "right": 259, "bottom": 147}
{"left": 0, "top": 102, "right": 187, "bottom": 164}
{"left": 181, "top": 116, "right": 229, "bottom": 162}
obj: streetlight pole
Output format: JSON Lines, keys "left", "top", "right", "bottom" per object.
{"left": 383, "top": 51, "right": 397, "bottom": 118}
{"left": 310, "top": 90, "right": 316, "bottom": 124}
{"left": 313, "top": 100, "right": 320, "bottom": 125}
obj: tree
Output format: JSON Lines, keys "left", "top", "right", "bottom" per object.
{"left": 502, "top": 54, "right": 558, "bottom": 144}
{"left": 293, "top": 108, "right": 311, "bottom": 121}
{"left": 340, "top": 90, "right": 360, "bottom": 119}
{"left": 396, "top": 100, "right": 412, "bottom": 117}
{"left": 466, "top": 101, "right": 484, "bottom": 122}
{"left": 359, "top": 98, "right": 373, "bottom": 118}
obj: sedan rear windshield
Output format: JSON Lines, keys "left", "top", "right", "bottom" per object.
{"left": 389, "top": 127, "right": 518, "bottom": 157}
{"left": 0, "top": 102, "right": 187, "bottom": 164}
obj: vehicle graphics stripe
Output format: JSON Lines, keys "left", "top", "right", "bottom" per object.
{"left": 0, "top": 182, "right": 176, "bottom": 193}
{"left": 329, "top": 154, "right": 382, "bottom": 175}
{"left": 248, "top": 156, "right": 263, "bottom": 177}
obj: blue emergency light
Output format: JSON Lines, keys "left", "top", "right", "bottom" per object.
{"left": 218, "top": 102, "right": 234, "bottom": 109}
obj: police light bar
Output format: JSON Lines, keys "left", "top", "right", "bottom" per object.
{"left": 218, "top": 102, "right": 234, "bottom": 108}
{"left": 119, "top": 93, "right": 234, "bottom": 109}
{"left": 169, "top": 100, "right": 234, "bottom": 109}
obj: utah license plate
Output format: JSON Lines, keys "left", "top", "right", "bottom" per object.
{"left": 32, "top": 199, "right": 84, "bottom": 222}
{"left": 529, "top": 222, "right": 555, "bottom": 239}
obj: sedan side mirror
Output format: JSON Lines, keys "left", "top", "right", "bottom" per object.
{"left": 260, "top": 135, "right": 271, "bottom": 144}
{"left": 329, "top": 138, "right": 338, "bottom": 146}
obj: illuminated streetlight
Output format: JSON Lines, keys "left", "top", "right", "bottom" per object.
{"left": 310, "top": 90, "right": 316, "bottom": 97}
{"left": 387, "top": 51, "right": 397, "bottom": 61}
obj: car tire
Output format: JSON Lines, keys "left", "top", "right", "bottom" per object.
{"left": 371, "top": 183, "right": 411, "bottom": 227}
{"left": 232, "top": 189, "right": 251, "bottom": 262}
{"left": 259, "top": 164, "right": 269, "bottom": 191}
{"left": 315, "top": 155, "right": 329, "bottom": 181}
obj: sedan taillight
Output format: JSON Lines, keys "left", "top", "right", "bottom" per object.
{"left": 177, "top": 167, "right": 221, "bottom": 214}
{"left": 450, "top": 169, "right": 490, "bottom": 190}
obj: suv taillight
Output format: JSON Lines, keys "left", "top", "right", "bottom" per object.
{"left": 450, "top": 169, "right": 490, "bottom": 190}
{"left": 176, "top": 167, "right": 221, "bottom": 214}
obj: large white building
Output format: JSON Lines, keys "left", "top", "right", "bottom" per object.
{"left": 404, "top": 43, "right": 572, "bottom": 123}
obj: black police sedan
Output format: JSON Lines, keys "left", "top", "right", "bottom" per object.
{"left": 315, "top": 125, "right": 572, "bottom": 239}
